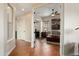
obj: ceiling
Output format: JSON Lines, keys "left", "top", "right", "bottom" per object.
{"left": 33, "top": 3, "right": 61, "bottom": 22}
{"left": 11, "top": 3, "right": 32, "bottom": 16}
{"left": 32, "top": 3, "right": 48, "bottom": 9}
{"left": 35, "top": 3, "right": 61, "bottom": 17}
{"left": 11, "top": 3, "right": 47, "bottom": 16}
{"left": 11, "top": 3, "right": 61, "bottom": 17}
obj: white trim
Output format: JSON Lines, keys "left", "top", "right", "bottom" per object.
{"left": 7, "top": 45, "right": 16, "bottom": 56}
{"left": 60, "top": 3, "right": 64, "bottom": 56}
{"left": 47, "top": 41, "right": 60, "bottom": 45}
{"left": 31, "top": 9, "right": 35, "bottom": 48}
{"left": 24, "top": 40, "right": 31, "bottom": 42}
{"left": 7, "top": 38, "right": 13, "bottom": 43}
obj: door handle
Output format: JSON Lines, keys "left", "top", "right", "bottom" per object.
{"left": 75, "top": 28, "right": 79, "bottom": 30}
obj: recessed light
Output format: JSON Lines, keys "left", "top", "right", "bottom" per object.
{"left": 22, "top": 9, "right": 24, "bottom": 11}
{"left": 7, "top": 7, "right": 10, "bottom": 9}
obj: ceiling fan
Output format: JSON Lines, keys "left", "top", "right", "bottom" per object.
{"left": 51, "top": 9, "right": 60, "bottom": 16}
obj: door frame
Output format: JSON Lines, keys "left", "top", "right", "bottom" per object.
{"left": 60, "top": 4, "right": 64, "bottom": 56}
{"left": 31, "top": 3, "right": 64, "bottom": 56}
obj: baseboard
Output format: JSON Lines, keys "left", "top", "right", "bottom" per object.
{"left": 24, "top": 40, "right": 31, "bottom": 42}
{"left": 7, "top": 45, "right": 16, "bottom": 56}
{"left": 18, "top": 39, "right": 31, "bottom": 43}
{"left": 31, "top": 44, "right": 34, "bottom": 48}
{"left": 47, "top": 41, "right": 60, "bottom": 45}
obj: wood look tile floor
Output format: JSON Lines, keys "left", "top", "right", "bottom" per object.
{"left": 9, "top": 40, "right": 31, "bottom": 56}
{"left": 9, "top": 39, "right": 60, "bottom": 56}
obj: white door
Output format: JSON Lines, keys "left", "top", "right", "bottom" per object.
{"left": 64, "top": 4, "right": 79, "bottom": 56}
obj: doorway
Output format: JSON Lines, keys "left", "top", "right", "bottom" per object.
{"left": 32, "top": 3, "right": 64, "bottom": 56}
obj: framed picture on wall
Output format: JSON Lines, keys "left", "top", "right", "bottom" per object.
{"left": 51, "top": 19, "right": 60, "bottom": 30}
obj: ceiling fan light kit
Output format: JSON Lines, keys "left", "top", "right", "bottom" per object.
{"left": 51, "top": 9, "right": 60, "bottom": 16}
{"left": 51, "top": 14, "right": 55, "bottom": 16}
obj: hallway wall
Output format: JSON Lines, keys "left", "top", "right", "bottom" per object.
{"left": 0, "top": 4, "right": 6, "bottom": 56}
{"left": 64, "top": 4, "right": 79, "bottom": 55}
{"left": 5, "top": 4, "right": 16, "bottom": 56}
{"left": 64, "top": 4, "right": 79, "bottom": 44}
{"left": 16, "top": 12, "right": 32, "bottom": 42}
{"left": 0, "top": 4, "right": 16, "bottom": 56}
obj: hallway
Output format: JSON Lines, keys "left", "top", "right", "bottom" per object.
{"left": 10, "top": 39, "right": 60, "bottom": 56}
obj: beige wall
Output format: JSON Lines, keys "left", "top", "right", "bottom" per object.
{"left": 64, "top": 4, "right": 79, "bottom": 55}
{"left": 0, "top": 4, "right": 6, "bottom": 56}
{"left": 0, "top": 4, "right": 16, "bottom": 56}
{"left": 17, "top": 12, "right": 32, "bottom": 42}
{"left": 5, "top": 4, "right": 16, "bottom": 56}
{"left": 64, "top": 4, "right": 79, "bottom": 44}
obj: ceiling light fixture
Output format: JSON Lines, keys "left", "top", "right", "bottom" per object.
{"left": 51, "top": 9, "right": 60, "bottom": 16}
{"left": 7, "top": 7, "right": 10, "bottom": 9}
{"left": 51, "top": 14, "right": 55, "bottom": 16}
{"left": 51, "top": 9, "right": 55, "bottom": 16}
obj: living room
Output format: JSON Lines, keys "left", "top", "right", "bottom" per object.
{"left": 32, "top": 3, "right": 61, "bottom": 56}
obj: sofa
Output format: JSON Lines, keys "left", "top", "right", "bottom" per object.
{"left": 46, "top": 35, "right": 60, "bottom": 43}
{"left": 41, "top": 32, "right": 47, "bottom": 38}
